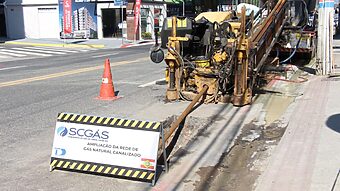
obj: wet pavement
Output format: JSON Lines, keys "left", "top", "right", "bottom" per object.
{"left": 255, "top": 72, "right": 340, "bottom": 190}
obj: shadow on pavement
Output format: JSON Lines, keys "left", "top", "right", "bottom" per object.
{"left": 298, "top": 66, "right": 317, "bottom": 75}
{"left": 71, "top": 40, "right": 88, "bottom": 44}
{"left": 326, "top": 114, "right": 340, "bottom": 133}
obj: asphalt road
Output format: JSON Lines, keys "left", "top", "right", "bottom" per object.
{"left": 0, "top": 44, "right": 167, "bottom": 190}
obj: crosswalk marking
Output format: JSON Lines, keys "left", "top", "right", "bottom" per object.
{"left": 0, "top": 55, "right": 10, "bottom": 58}
{"left": 0, "top": 50, "right": 26, "bottom": 57}
{"left": 14, "top": 47, "right": 67, "bottom": 55}
{"left": 2, "top": 49, "right": 51, "bottom": 57}
{"left": 11, "top": 48, "right": 52, "bottom": 56}
{"left": 77, "top": 49, "right": 92, "bottom": 52}
{"left": 26, "top": 46, "right": 80, "bottom": 53}
{"left": 0, "top": 46, "right": 98, "bottom": 62}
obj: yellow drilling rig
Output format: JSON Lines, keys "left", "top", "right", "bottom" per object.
{"left": 150, "top": 0, "right": 316, "bottom": 106}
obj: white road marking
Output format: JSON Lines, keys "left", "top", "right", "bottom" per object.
{"left": 0, "top": 65, "right": 27, "bottom": 71}
{"left": 17, "top": 47, "right": 67, "bottom": 55}
{"left": 138, "top": 78, "right": 165, "bottom": 88}
{"left": 25, "top": 46, "right": 80, "bottom": 53}
{"left": 0, "top": 55, "right": 10, "bottom": 59}
{"left": 91, "top": 53, "right": 118, "bottom": 58}
{"left": 77, "top": 49, "right": 91, "bottom": 52}
{"left": 114, "top": 81, "right": 141, "bottom": 85}
{"left": 0, "top": 50, "right": 27, "bottom": 57}
{"left": 3, "top": 49, "right": 51, "bottom": 57}
{"left": 11, "top": 48, "right": 53, "bottom": 56}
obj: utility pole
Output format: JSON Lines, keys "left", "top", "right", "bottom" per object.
{"left": 318, "top": 0, "right": 334, "bottom": 75}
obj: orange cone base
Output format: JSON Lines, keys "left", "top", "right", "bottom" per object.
{"left": 96, "top": 95, "right": 122, "bottom": 101}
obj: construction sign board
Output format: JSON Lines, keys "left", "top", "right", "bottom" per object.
{"left": 50, "top": 113, "right": 162, "bottom": 183}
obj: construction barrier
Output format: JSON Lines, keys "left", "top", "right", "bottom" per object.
{"left": 50, "top": 113, "right": 164, "bottom": 184}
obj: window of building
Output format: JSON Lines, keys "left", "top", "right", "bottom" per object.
{"left": 141, "top": 8, "right": 149, "bottom": 33}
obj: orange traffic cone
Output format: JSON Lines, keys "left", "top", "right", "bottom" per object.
{"left": 96, "top": 58, "right": 121, "bottom": 100}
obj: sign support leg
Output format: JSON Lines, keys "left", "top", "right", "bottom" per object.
{"left": 49, "top": 165, "right": 54, "bottom": 172}
{"left": 161, "top": 125, "right": 169, "bottom": 173}
{"left": 152, "top": 174, "right": 156, "bottom": 186}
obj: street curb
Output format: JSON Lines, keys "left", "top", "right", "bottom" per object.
{"left": 4, "top": 41, "right": 105, "bottom": 48}
{"left": 120, "top": 42, "right": 155, "bottom": 48}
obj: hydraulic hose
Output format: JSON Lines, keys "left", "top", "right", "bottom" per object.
{"left": 279, "top": 36, "right": 302, "bottom": 64}
{"left": 279, "top": 0, "right": 309, "bottom": 64}
{"left": 279, "top": 24, "right": 307, "bottom": 64}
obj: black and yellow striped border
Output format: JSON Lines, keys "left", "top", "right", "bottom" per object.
{"left": 57, "top": 113, "right": 161, "bottom": 132}
{"left": 50, "top": 157, "right": 155, "bottom": 182}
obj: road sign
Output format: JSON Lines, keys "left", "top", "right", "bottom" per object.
{"left": 50, "top": 113, "right": 162, "bottom": 183}
{"left": 115, "top": 0, "right": 122, "bottom": 6}
{"left": 115, "top": 0, "right": 126, "bottom": 6}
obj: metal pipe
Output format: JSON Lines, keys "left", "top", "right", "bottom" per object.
{"left": 172, "top": 16, "right": 177, "bottom": 37}
{"left": 182, "top": 0, "right": 185, "bottom": 16}
{"left": 160, "top": 85, "right": 209, "bottom": 148}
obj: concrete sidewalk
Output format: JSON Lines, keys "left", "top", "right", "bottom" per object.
{"left": 0, "top": 37, "right": 156, "bottom": 49}
{"left": 255, "top": 74, "right": 340, "bottom": 191}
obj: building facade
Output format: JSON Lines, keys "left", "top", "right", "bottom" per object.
{"left": 1, "top": 0, "right": 167, "bottom": 40}
{"left": 126, "top": 0, "right": 166, "bottom": 40}
{"left": 3, "top": 0, "right": 59, "bottom": 39}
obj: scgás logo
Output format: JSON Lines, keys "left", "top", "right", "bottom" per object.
{"left": 69, "top": 128, "right": 109, "bottom": 140}
{"left": 57, "top": 126, "right": 68, "bottom": 137}
{"left": 57, "top": 126, "right": 109, "bottom": 140}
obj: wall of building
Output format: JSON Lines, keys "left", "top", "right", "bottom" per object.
{"left": 5, "top": 5, "right": 25, "bottom": 39}
{"left": 5, "top": 0, "right": 59, "bottom": 39}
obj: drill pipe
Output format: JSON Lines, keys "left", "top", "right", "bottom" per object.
{"left": 159, "top": 85, "right": 209, "bottom": 149}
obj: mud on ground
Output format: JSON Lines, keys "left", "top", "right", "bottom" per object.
{"left": 193, "top": 120, "right": 287, "bottom": 191}
{"left": 191, "top": 66, "right": 310, "bottom": 191}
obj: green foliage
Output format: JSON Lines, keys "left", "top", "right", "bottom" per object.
{"left": 142, "top": 32, "right": 152, "bottom": 39}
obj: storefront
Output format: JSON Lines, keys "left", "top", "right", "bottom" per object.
{"left": 95, "top": 2, "right": 127, "bottom": 39}
{"left": 101, "top": 8, "right": 126, "bottom": 38}
{"left": 126, "top": 0, "right": 166, "bottom": 40}
{"left": 85, "top": 0, "right": 167, "bottom": 40}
